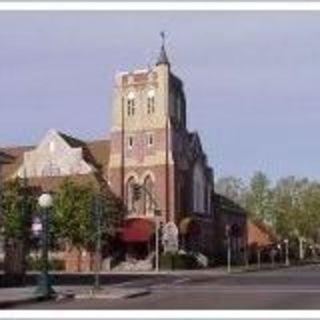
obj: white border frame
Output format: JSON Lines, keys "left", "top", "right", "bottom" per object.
{"left": 1, "top": 2, "right": 320, "bottom": 10}
{"left": 2, "top": 310, "right": 320, "bottom": 317}
{"left": 1, "top": 2, "right": 320, "bottom": 317}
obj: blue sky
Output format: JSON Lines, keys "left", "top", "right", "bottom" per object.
{"left": 1, "top": 12, "right": 320, "bottom": 182}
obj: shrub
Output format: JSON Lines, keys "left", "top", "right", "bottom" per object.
{"left": 27, "top": 256, "right": 65, "bottom": 271}
{"left": 160, "top": 252, "right": 200, "bottom": 270}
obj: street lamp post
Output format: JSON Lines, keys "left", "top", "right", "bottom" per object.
{"left": 299, "top": 237, "right": 305, "bottom": 261}
{"left": 36, "top": 193, "right": 55, "bottom": 298}
{"left": 277, "top": 243, "right": 282, "bottom": 264}
{"left": 154, "top": 208, "right": 161, "bottom": 273}
{"left": 94, "top": 195, "right": 102, "bottom": 292}
{"left": 32, "top": 216, "right": 42, "bottom": 261}
{"left": 284, "top": 239, "right": 290, "bottom": 267}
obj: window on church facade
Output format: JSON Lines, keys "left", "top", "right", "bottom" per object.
{"left": 147, "top": 89, "right": 155, "bottom": 114}
{"left": 128, "top": 136, "right": 133, "bottom": 149}
{"left": 127, "top": 92, "right": 135, "bottom": 116}
{"left": 126, "top": 177, "right": 136, "bottom": 214}
{"left": 143, "top": 175, "right": 154, "bottom": 215}
{"left": 147, "top": 133, "right": 154, "bottom": 147}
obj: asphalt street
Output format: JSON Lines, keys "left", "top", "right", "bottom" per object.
{"left": 13, "top": 264, "right": 320, "bottom": 309}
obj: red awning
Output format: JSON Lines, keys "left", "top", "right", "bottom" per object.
{"left": 121, "top": 218, "right": 155, "bottom": 243}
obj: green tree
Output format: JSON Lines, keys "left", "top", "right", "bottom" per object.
{"left": 296, "top": 181, "right": 320, "bottom": 242}
{"left": 53, "top": 180, "right": 96, "bottom": 252}
{"left": 245, "top": 171, "right": 274, "bottom": 225}
{"left": 53, "top": 179, "right": 125, "bottom": 270}
{"left": 215, "top": 176, "right": 247, "bottom": 207}
{"left": 1, "top": 177, "right": 35, "bottom": 279}
{"left": 272, "top": 176, "right": 298, "bottom": 238}
{"left": 272, "top": 176, "right": 319, "bottom": 242}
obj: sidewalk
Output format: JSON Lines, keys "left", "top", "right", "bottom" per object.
{"left": 0, "top": 285, "right": 150, "bottom": 309}
{"left": 0, "top": 287, "right": 47, "bottom": 308}
{"left": 0, "top": 262, "right": 317, "bottom": 308}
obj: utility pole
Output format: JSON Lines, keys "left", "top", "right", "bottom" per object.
{"left": 155, "top": 216, "right": 159, "bottom": 273}
{"left": 257, "top": 249, "right": 261, "bottom": 270}
{"left": 284, "top": 239, "right": 290, "bottom": 267}
{"left": 225, "top": 224, "right": 231, "bottom": 273}
{"left": 0, "top": 161, "right": 3, "bottom": 253}
{"left": 94, "top": 195, "right": 102, "bottom": 292}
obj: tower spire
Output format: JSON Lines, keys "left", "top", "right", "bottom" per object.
{"left": 156, "top": 31, "right": 170, "bottom": 66}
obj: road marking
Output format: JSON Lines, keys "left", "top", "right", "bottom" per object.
{"left": 149, "top": 277, "right": 190, "bottom": 290}
{"left": 112, "top": 280, "right": 150, "bottom": 288}
{"left": 173, "top": 277, "right": 190, "bottom": 284}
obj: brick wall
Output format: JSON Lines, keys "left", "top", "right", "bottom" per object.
{"left": 64, "top": 247, "right": 95, "bottom": 272}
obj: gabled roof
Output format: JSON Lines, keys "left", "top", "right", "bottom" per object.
{"left": 214, "top": 193, "right": 247, "bottom": 216}
{"left": 83, "top": 139, "right": 110, "bottom": 177}
{"left": 248, "top": 218, "right": 280, "bottom": 247}
{"left": 0, "top": 131, "right": 110, "bottom": 181}
{"left": 57, "top": 131, "right": 86, "bottom": 148}
{"left": 189, "top": 132, "right": 202, "bottom": 153}
{"left": 249, "top": 218, "right": 280, "bottom": 244}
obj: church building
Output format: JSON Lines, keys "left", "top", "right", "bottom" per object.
{"left": 0, "top": 38, "right": 247, "bottom": 271}
{"left": 108, "top": 39, "right": 215, "bottom": 258}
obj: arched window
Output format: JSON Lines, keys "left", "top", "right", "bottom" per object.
{"left": 127, "top": 92, "right": 135, "bottom": 116}
{"left": 147, "top": 89, "right": 155, "bottom": 114}
{"left": 143, "top": 175, "right": 154, "bottom": 215}
{"left": 126, "top": 177, "right": 136, "bottom": 213}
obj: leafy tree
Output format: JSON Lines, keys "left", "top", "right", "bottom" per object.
{"left": 216, "top": 172, "right": 320, "bottom": 250}
{"left": 296, "top": 181, "right": 320, "bottom": 241}
{"left": 1, "top": 177, "right": 35, "bottom": 278}
{"left": 245, "top": 171, "right": 274, "bottom": 225}
{"left": 53, "top": 179, "right": 96, "bottom": 251}
{"left": 272, "top": 176, "right": 298, "bottom": 237}
{"left": 215, "top": 176, "right": 247, "bottom": 207}
{"left": 272, "top": 176, "right": 320, "bottom": 244}
{"left": 53, "top": 179, "right": 125, "bottom": 270}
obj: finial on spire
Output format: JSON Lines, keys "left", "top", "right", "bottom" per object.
{"left": 160, "top": 31, "right": 165, "bottom": 47}
{"left": 156, "top": 31, "right": 170, "bottom": 67}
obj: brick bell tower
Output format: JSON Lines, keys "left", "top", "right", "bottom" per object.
{"left": 108, "top": 33, "right": 187, "bottom": 224}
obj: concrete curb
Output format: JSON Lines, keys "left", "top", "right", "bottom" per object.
{"left": 75, "top": 288, "right": 151, "bottom": 300}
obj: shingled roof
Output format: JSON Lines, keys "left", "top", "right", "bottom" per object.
{"left": 0, "top": 145, "right": 34, "bottom": 179}
{"left": 0, "top": 151, "right": 14, "bottom": 164}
